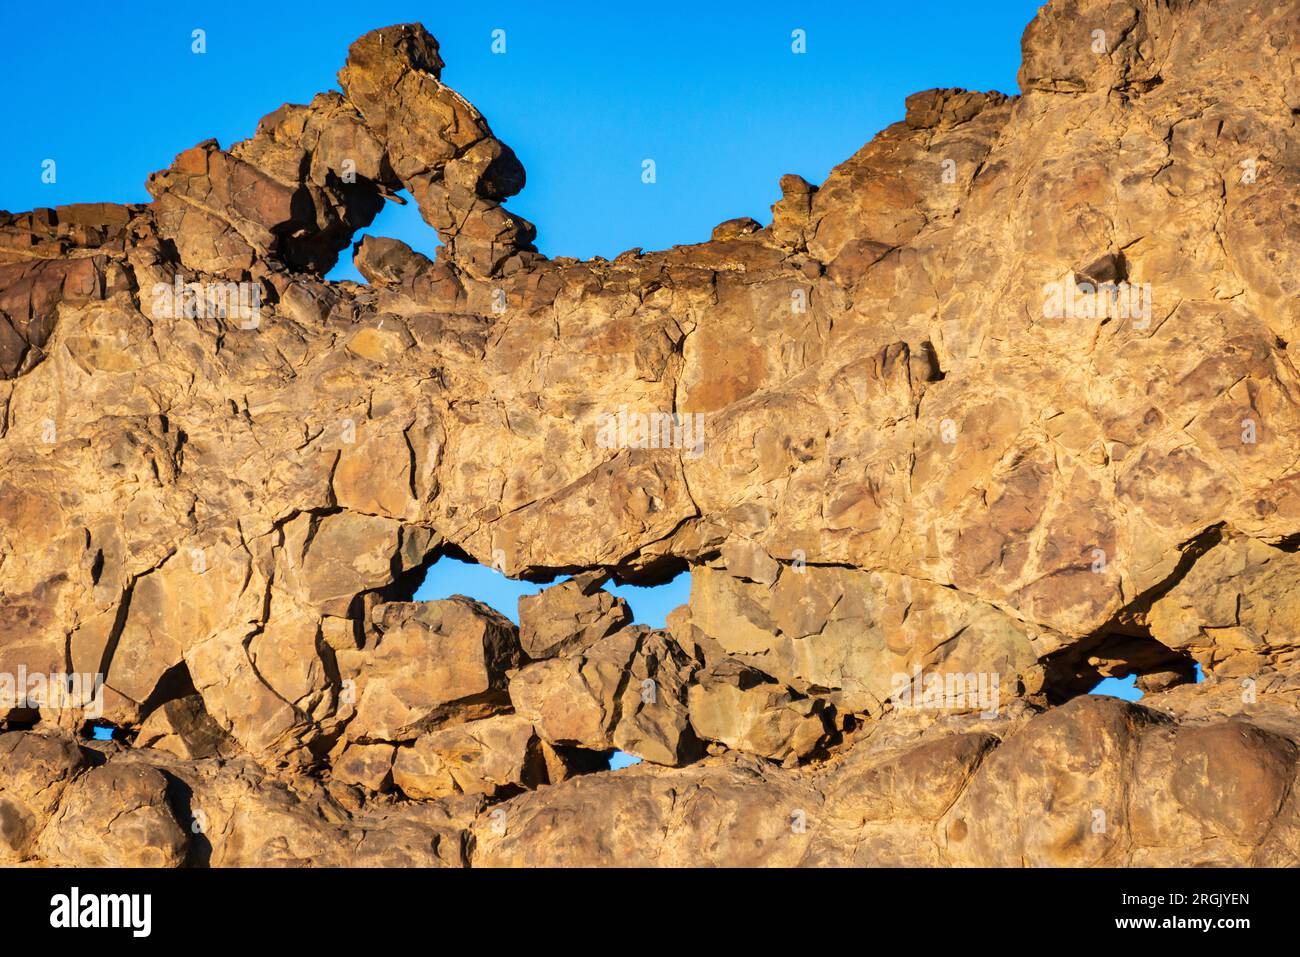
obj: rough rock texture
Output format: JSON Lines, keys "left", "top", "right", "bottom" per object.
{"left": 517, "top": 572, "right": 632, "bottom": 659}
{"left": 1, "top": 0, "right": 1298, "bottom": 866}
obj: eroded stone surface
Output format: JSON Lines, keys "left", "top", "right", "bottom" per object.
{"left": 1, "top": 0, "right": 1298, "bottom": 866}
{"left": 517, "top": 573, "right": 632, "bottom": 659}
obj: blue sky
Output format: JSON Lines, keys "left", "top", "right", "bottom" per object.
{"left": 416, "top": 556, "right": 691, "bottom": 631}
{"left": 1092, "top": 675, "right": 1143, "bottom": 701}
{"left": 3, "top": 0, "right": 1043, "bottom": 279}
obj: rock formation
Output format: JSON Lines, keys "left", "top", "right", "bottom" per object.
{"left": 1, "top": 0, "right": 1299, "bottom": 866}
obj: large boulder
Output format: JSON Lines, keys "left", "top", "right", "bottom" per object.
{"left": 517, "top": 572, "right": 632, "bottom": 659}
{"left": 338, "top": 597, "right": 523, "bottom": 742}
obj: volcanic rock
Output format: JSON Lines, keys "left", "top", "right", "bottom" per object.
{"left": 0, "top": 0, "right": 1298, "bottom": 867}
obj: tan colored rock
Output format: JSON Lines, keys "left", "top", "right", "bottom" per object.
{"left": 340, "top": 597, "right": 521, "bottom": 742}
{"left": 337, "top": 24, "right": 535, "bottom": 277}
{"left": 147, "top": 89, "right": 392, "bottom": 275}
{"left": 353, "top": 235, "right": 436, "bottom": 286}
{"left": 469, "top": 756, "right": 820, "bottom": 867}
{"left": 942, "top": 696, "right": 1159, "bottom": 866}
{"left": 506, "top": 657, "right": 605, "bottom": 750}
{"left": 1130, "top": 721, "right": 1297, "bottom": 863}
{"left": 392, "top": 713, "right": 544, "bottom": 800}
{"left": 538, "top": 739, "right": 610, "bottom": 785}
{"left": 279, "top": 512, "right": 433, "bottom": 618}
{"left": 1148, "top": 533, "right": 1300, "bottom": 678}
{"left": 509, "top": 626, "right": 699, "bottom": 766}
{"left": 332, "top": 741, "right": 396, "bottom": 792}
{"left": 2, "top": 0, "right": 1300, "bottom": 867}
{"left": 185, "top": 625, "right": 307, "bottom": 759}
{"left": 769, "top": 174, "right": 815, "bottom": 250}
{"left": 0, "top": 678, "right": 1295, "bottom": 867}
{"left": 689, "top": 564, "right": 1042, "bottom": 714}
{"left": 107, "top": 535, "right": 254, "bottom": 710}
{"left": 687, "top": 661, "right": 831, "bottom": 763}
{"left": 115, "top": 749, "right": 471, "bottom": 867}
{"left": 134, "top": 695, "right": 239, "bottom": 761}
{"left": 37, "top": 763, "right": 189, "bottom": 867}
{"left": 0, "top": 730, "right": 86, "bottom": 862}
{"left": 517, "top": 572, "right": 631, "bottom": 659}
{"left": 824, "top": 731, "right": 997, "bottom": 827}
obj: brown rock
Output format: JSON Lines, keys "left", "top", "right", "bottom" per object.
{"left": 392, "top": 713, "right": 544, "bottom": 800}
{"left": 37, "top": 763, "right": 189, "bottom": 868}
{"left": 2, "top": 0, "right": 1300, "bottom": 867}
{"left": 687, "top": 660, "right": 831, "bottom": 762}
{"left": 942, "top": 696, "right": 1160, "bottom": 866}
{"left": 340, "top": 597, "right": 522, "bottom": 742}
{"left": 0, "top": 730, "right": 86, "bottom": 862}
{"left": 509, "top": 626, "right": 699, "bottom": 766}
{"left": 134, "top": 695, "right": 240, "bottom": 761}
{"left": 517, "top": 573, "right": 632, "bottom": 659}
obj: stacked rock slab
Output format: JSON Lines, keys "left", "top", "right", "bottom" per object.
{"left": 1, "top": 0, "right": 1299, "bottom": 865}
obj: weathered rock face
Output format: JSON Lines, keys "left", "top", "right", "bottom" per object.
{"left": 0, "top": 0, "right": 1297, "bottom": 866}
{"left": 517, "top": 572, "right": 633, "bottom": 659}
{"left": 340, "top": 597, "right": 522, "bottom": 743}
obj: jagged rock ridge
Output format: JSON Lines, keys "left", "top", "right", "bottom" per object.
{"left": 0, "top": 0, "right": 1298, "bottom": 866}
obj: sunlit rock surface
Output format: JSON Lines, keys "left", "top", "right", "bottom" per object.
{"left": 1, "top": 0, "right": 1299, "bottom": 865}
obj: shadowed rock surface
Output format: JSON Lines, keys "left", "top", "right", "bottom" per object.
{"left": 1, "top": 0, "right": 1299, "bottom": 866}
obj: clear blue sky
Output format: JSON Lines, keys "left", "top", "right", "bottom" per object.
{"left": 1092, "top": 675, "right": 1143, "bottom": 701}
{"left": 2, "top": 0, "right": 1043, "bottom": 280}
{"left": 416, "top": 556, "right": 691, "bottom": 631}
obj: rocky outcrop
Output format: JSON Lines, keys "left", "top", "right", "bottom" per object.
{"left": 0, "top": 0, "right": 1298, "bottom": 866}
{"left": 517, "top": 572, "right": 633, "bottom": 659}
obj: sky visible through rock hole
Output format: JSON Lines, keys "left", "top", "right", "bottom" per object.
{"left": 1, "top": 0, "right": 1152, "bottom": 722}
{"left": 416, "top": 558, "right": 693, "bottom": 767}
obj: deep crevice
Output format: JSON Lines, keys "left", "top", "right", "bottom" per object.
{"left": 1040, "top": 524, "right": 1223, "bottom": 702}
{"left": 138, "top": 661, "right": 199, "bottom": 721}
